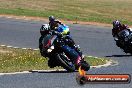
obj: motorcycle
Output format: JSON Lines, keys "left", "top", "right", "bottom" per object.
{"left": 114, "top": 29, "right": 132, "bottom": 54}
{"left": 39, "top": 24, "right": 90, "bottom": 72}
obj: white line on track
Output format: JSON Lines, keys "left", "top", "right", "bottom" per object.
{"left": 0, "top": 71, "right": 32, "bottom": 76}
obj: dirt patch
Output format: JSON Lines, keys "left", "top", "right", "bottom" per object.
{"left": 0, "top": 14, "right": 112, "bottom": 27}
{"left": 1, "top": 14, "right": 132, "bottom": 28}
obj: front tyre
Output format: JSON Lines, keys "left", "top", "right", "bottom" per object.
{"left": 57, "top": 53, "right": 76, "bottom": 72}
{"left": 79, "top": 61, "right": 90, "bottom": 71}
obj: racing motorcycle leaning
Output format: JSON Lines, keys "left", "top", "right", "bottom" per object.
{"left": 39, "top": 24, "right": 90, "bottom": 72}
{"left": 114, "top": 28, "right": 132, "bottom": 54}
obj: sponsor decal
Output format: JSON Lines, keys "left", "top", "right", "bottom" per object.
{"left": 76, "top": 66, "right": 131, "bottom": 85}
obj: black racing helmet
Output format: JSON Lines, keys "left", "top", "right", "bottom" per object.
{"left": 49, "top": 16, "right": 55, "bottom": 22}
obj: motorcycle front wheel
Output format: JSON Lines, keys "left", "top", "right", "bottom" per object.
{"left": 56, "top": 53, "right": 76, "bottom": 72}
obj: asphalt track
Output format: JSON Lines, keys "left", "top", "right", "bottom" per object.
{"left": 0, "top": 17, "right": 131, "bottom": 88}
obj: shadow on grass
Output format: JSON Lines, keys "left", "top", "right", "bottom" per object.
{"left": 105, "top": 54, "right": 132, "bottom": 57}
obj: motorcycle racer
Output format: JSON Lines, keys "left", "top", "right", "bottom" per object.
{"left": 39, "top": 24, "right": 50, "bottom": 56}
{"left": 112, "top": 20, "right": 132, "bottom": 53}
{"left": 39, "top": 16, "right": 89, "bottom": 70}
{"left": 48, "top": 16, "right": 84, "bottom": 65}
{"left": 47, "top": 16, "right": 82, "bottom": 55}
{"left": 49, "top": 15, "right": 62, "bottom": 30}
{"left": 112, "top": 20, "right": 131, "bottom": 38}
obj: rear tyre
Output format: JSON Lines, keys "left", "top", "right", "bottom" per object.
{"left": 116, "top": 41, "right": 121, "bottom": 47}
{"left": 48, "top": 59, "right": 56, "bottom": 68}
{"left": 48, "top": 56, "right": 60, "bottom": 68}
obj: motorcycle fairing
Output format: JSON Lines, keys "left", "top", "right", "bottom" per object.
{"left": 61, "top": 45, "right": 80, "bottom": 63}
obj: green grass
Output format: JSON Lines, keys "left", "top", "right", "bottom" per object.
{"left": 0, "top": 46, "right": 107, "bottom": 73}
{"left": 85, "top": 56, "right": 107, "bottom": 66}
{"left": 0, "top": 0, "right": 132, "bottom": 25}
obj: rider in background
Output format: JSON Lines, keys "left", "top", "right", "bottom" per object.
{"left": 112, "top": 20, "right": 130, "bottom": 38}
